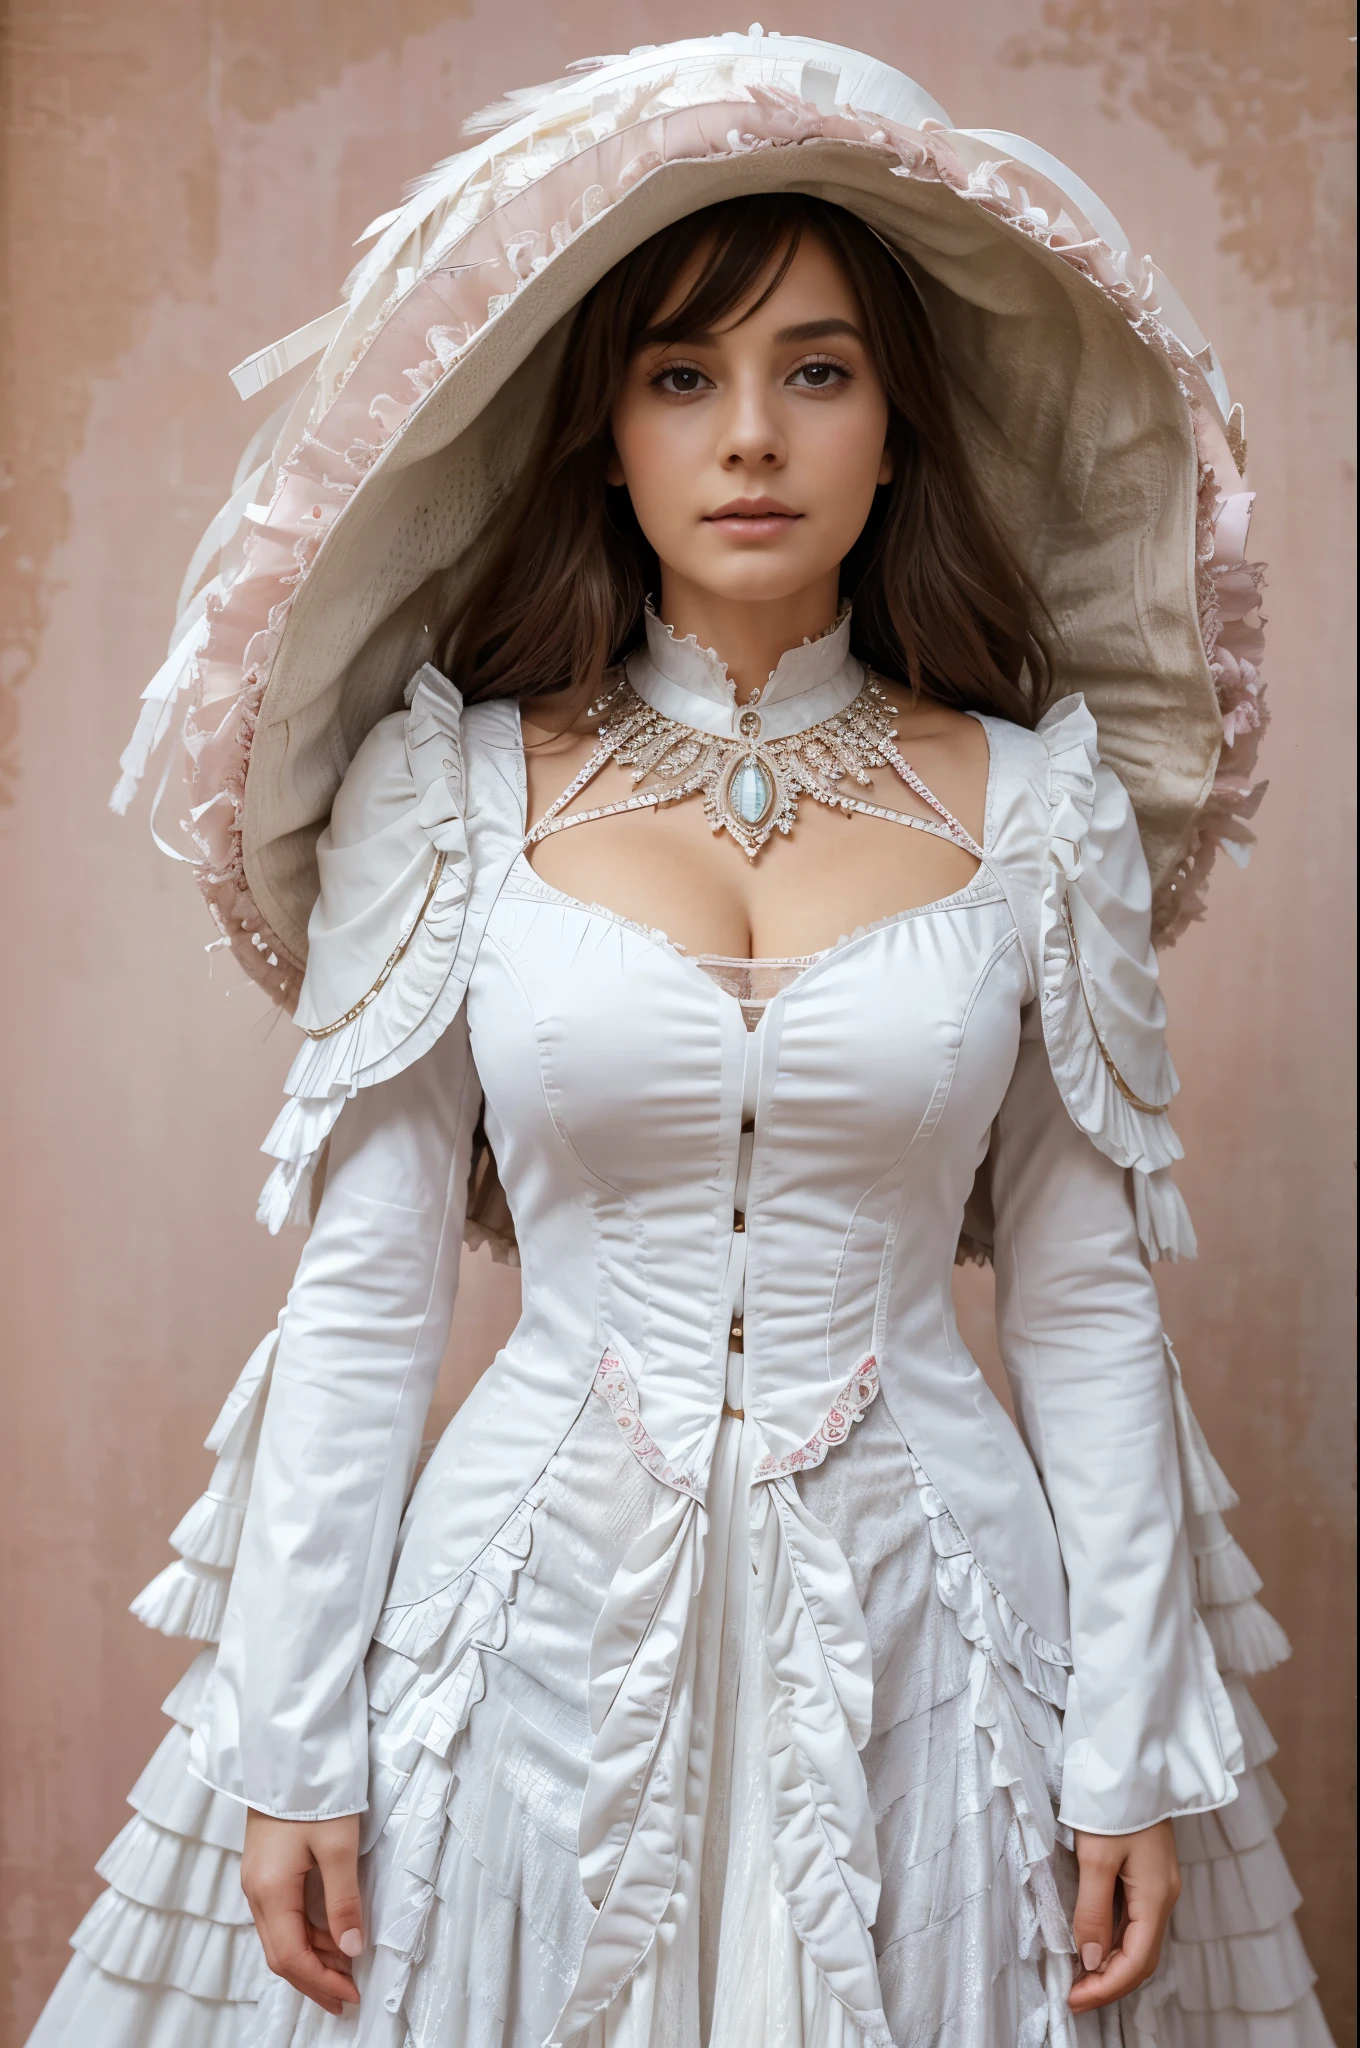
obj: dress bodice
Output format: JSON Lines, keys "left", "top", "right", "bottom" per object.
{"left": 468, "top": 846, "right": 1043, "bottom": 1569}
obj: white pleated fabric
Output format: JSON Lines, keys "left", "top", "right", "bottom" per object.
{"left": 28, "top": 1653, "right": 264, "bottom": 2046}
{"left": 250, "top": 1390, "right": 1079, "bottom": 2045}
{"left": 32, "top": 1388, "right": 1329, "bottom": 2047}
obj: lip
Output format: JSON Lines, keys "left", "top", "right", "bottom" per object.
{"left": 706, "top": 496, "right": 800, "bottom": 519}
{"left": 703, "top": 496, "right": 803, "bottom": 537}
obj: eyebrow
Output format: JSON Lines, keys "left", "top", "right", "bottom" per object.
{"left": 773, "top": 318, "right": 865, "bottom": 345}
{"left": 654, "top": 316, "right": 866, "bottom": 348}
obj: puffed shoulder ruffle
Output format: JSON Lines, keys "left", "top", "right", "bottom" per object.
{"left": 1036, "top": 696, "right": 1196, "bottom": 1263}
{"left": 257, "top": 665, "right": 476, "bottom": 1232}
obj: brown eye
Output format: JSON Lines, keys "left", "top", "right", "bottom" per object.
{"left": 656, "top": 364, "right": 707, "bottom": 395}
{"left": 789, "top": 359, "right": 847, "bottom": 390}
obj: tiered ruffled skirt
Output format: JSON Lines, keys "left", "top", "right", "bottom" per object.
{"left": 29, "top": 1349, "right": 1332, "bottom": 2048}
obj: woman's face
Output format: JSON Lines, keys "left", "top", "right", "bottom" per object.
{"left": 608, "top": 233, "right": 892, "bottom": 612}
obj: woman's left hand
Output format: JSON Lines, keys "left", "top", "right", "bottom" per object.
{"left": 1068, "top": 1820, "right": 1181, "bottom": 2013}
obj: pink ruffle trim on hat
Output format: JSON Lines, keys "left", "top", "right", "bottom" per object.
{"left": 1153, "top": 456, "right": 1269, "bottom": 944}
{"left": 163, "top": 83, "right": 1265, "bottom": 1003}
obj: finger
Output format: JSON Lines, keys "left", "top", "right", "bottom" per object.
{"left": 1070, "top": 1839, "right": 1120, "bottom": 1977}
{"left": 1068, "top": 1909, "right": 1165, "bottom": 2013}
{"left": 272, "top": 1933, "right": 360, "bottom": 2018}
{"left": 308, "top": 1923, "right": 356, "bottom": 1971}
{"left": 303, "top": 1876, "right": 353, "bottom": 1976}
{"left": 250, "top": 1885, "right": 358, "bottom": 2013}
{"left": 244, "top": 1869, "right": 307, "bottom": 1973}
{"left": 314, "top": 1820, "right": 365, "bottom": 1964}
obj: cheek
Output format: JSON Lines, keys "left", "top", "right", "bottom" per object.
{"left": 802, "top": 401, "right": 888, "bottom": 508}
{"left": 611, "top": 400, "right": 692, "bottom": 528}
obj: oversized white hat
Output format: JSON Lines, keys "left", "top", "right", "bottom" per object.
{"left": 112, "top": 28, "right": 1266, "bottom": 1006}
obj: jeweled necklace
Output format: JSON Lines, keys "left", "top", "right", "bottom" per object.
{"left": 524, "top": 608, "right": 982, "bottom": 865}
{"left": 588, "top": 668, "right": 898, "bottom": 858}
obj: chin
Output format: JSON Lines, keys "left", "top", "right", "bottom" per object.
{"left": 696, "top": 560, "right": 832, "bottom": 606}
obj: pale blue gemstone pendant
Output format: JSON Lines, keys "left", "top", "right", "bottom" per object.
{"left": 730, "top": 757, "right": 775, "bottom": 827}
{"left": 715, "top": 732, "right": 784, "bottom": 855}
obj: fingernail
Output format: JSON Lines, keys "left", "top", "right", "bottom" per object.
{"left": 339, "top": 1928, "right": 364, "bottom": 1957}
{"left": 1081, "top": 1942, "right": 1104, "bottom": 1972}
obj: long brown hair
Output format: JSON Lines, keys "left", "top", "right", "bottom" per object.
{"left": 443, "top": 195, "right": 1049, "bottom": 724}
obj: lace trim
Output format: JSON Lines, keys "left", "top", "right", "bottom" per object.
{"left": 643, "top": 597, "right": 853, "bottom": 709}
{"left": 592, "top": 1347, "right": 704, "bottom": 1500}
{"left": 753, "top": 1354, "right": 880, "bottom": 1480}
{"left": 693, "top": 954, "right": 822, "bottom": 1004}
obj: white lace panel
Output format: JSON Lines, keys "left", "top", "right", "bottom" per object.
{"left": 693, "top": 954, "right": 824, "bottom": 1031}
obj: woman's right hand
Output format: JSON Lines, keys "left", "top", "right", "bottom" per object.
{"left": 241, "top": 1809, "right": 364, "bottom": 2015}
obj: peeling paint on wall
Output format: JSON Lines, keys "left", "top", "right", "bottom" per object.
{"left": 1004, "top": 0, "right": 1357, "bottom": 340}
{"left": 0, "top": 0, "right": 468, "bottom": 803}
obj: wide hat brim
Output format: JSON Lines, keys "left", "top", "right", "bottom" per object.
{"left": 120, "top": 32, "right": 1266, "bottom": 1001}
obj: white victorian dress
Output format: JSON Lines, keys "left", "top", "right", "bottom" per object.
{"left": 31, "top": 616, "right": 1330, "bottom": 2048}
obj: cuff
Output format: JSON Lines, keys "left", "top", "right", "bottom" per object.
{"left": 1057, "top": 1619, "right": 1244, "bottom": 1834}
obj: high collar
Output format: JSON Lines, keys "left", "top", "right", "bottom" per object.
{"left": 626, "top": 607, "right": 863, "bottom": 742}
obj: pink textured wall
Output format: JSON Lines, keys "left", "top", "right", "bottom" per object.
{"left": 1, "top": 4, "right": 1354, "bottom": 2041}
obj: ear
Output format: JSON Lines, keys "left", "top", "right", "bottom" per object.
{"left": 605, "top": 449, "right": 626, "bottom": 487}
{"left": 877, "top": 441, "right": 893, "bottom": 487}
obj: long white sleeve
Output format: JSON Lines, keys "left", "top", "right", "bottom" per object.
{"left": 192, "top": 1014, "right": 480, "bottom": 1819}
{"left": 990, "top": 1009, "right": 1241, "bottom": 1835}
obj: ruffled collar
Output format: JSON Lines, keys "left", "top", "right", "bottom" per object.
{"left": 627, "top": 607, "right": 863, "bottom": 742}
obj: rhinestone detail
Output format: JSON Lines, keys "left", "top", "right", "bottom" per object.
{"left": 592, "top": 673, "right": 900, "bottom": 858}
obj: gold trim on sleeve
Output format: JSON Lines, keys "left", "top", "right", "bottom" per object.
{"left": 1061, "top": 900, "right": 1172, "bottom": 1116}
{"left": 301, "top": 850, "right": 447, "bottom": 1039}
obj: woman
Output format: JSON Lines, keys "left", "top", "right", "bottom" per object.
{"left": 31, "top": 33, "right": 1326, "bottom": 2048}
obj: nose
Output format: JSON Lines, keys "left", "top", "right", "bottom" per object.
{"left": 715, "top": 368, "right": 785, "bottom": 472}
